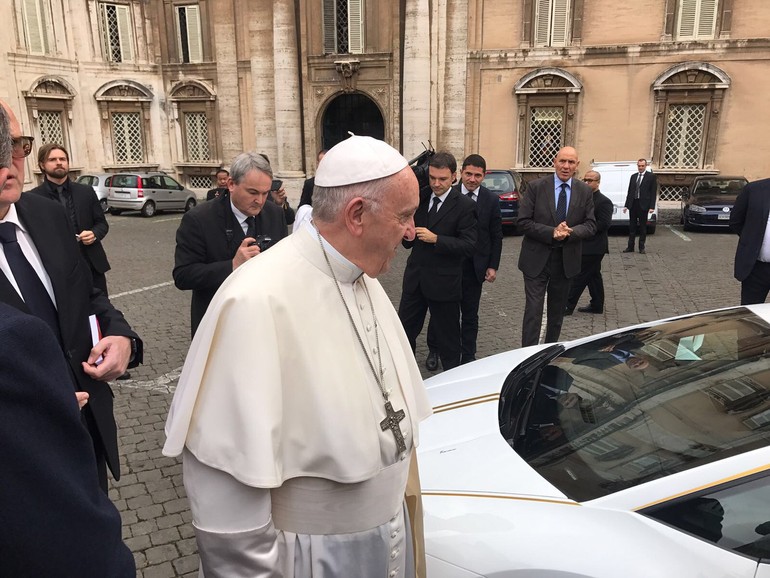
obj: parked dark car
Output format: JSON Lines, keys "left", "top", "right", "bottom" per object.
{"left": 482, "top": 169, "right": 526, "bottom": 231}
{"left": 681, "top": 176, "right": 748, "bottom": 231}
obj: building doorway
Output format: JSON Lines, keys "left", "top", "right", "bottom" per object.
{"left": 321, "top": 93, "right": 384, "bottom": 149}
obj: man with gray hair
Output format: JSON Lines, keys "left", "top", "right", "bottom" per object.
{"left": 164, "top": 135, "right": 432, "bottom": 577}
{"left": 173, "top": 151, "right": 288, "bottom": 336}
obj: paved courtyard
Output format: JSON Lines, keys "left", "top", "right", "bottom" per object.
{"left": 97, "top": 207, "right": 743, "bottom": 576}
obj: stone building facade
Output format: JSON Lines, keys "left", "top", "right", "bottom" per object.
{"left": 1, "top": 0, "right": 768, "bottom": 200}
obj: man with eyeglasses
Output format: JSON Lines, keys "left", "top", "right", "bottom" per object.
{"left": 0, "top": 99, "right": 143, "bottom": 492}
{"left": 565, "top": 170, "right": 613, "bottom": 315}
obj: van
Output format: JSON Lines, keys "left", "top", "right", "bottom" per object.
{"left": 590, "top": 161, "right": 658, "bottom": 234}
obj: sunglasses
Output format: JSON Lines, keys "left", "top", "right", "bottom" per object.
{"left": 583, "top": 178, "right": 597, "bottom": 182}
{"left": 12, "top": 136, "right": 34, "bottom": 158}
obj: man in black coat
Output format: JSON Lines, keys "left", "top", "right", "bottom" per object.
{"left": 729, "top": 177, "right": 770, "bottom": 304}
{"left": 425, "top": 154, "right": 502, "bottom": 367}
{"left": 623, "top": 158, "right": 657, "bottom": 254}
{"left": 174, "top": 151, "right": 288, "bottom": 336}
{"left": 565, "top": 169, "right": 613, "bottom": 315}
{"left": 398, "top": 151, "right": 477, "bottom": 371}
{"left": 28, "top": 143, "right": 112, "bottom": 294}
{"left": 206, "top": 168, "right": 229, "bottom": 201}
{"left": 0, "top": 303, "right": 135, "bottom": 577}
{"left": 518, "top": 146, "right": 595, "bottom": 347}
{"left": 0, "top": 100, "right": 142, "bottom": 491}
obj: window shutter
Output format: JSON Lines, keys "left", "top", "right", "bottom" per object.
{"left": 116, "top": 4, "right": 133, "bottom": 62}
{"left": 696, "top": 0, "right": 718, "bottom": 38}
{"left": 347, "top": 0, "right": 364, "bottom": 54}
{"left": 185, "top": 5, "right": 203, "bottom": 63}
{"left": 550, "top": 0, "right": 570, "bottom": 47}
{"left": 23, "top": 0, "right": 48, "bottom": 54}
{"left": 533, "top": 0, "right": 551, "bottom": 47}
{"left": 677, "top": 0, "right": 698, "bottom": 39}
{"left": 322, "top": 0, "right": 336, "bottom": 53}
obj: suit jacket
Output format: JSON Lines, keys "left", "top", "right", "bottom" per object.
{"left": 583, "top": 190, "right": 613, "bottom": 256}
{"left": 402, "top": 186, "right": 477, "bottom": 302}
{"left": 173, "top": 193, "right": 288, "bottom": 334}
{"left": 0, "top": 303, "right": 134, "bottom": 577}
{"left": 206, "top": 187, "right": 228, "bottom": 201}
{"left": 460, "top": 184, "right": 503, "bottom": 283}
{"left": 299, "top": 177, "right": 315, "bottom": 207}
{"left": 517, "top": 176, "right": 596, "bottom": 278}
{"left": 730, "top": 178, "right": 769, "bottom": 281}
{"left": 624, "top": 170, "right": 658, "bottom": 212}
{"left": 0, "top": 193, "right": 142, "bottom": 479}
{"left": 28, "top": 180, "right": 111, "bottom": 274}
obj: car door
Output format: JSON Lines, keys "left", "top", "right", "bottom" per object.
{"left": 142, "top": 175, "right": 163, "bottom": 208}
{"left": 161, "top": 176, "right": 185, "bottom": 209}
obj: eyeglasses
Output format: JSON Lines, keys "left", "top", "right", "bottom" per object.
{"left": 583, "top": 178, "right": 597, "bottom": 182}
{"left": 12, "top": 136, "right": 34, "bottom": 158}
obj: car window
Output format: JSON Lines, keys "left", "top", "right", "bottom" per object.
{"left": 112, "top": 175, "right": 138, "bottom": 188}
{"left": 76, "top": 176, "right": 92, "bottom": 186}
{"left": 643, "top": 472, "right": 770, "bottom": 561}
{"left": 693, "top": 179, "right": 748, "bottom": 196}
{"left": 482, "top": 172, "right": 515, "bottom": 193}
{"left": 500, "top": 308, "right": 770, "bottom": 501}
{"left": 161, "top": 176, "right": 181, "bottom": 189}
{"left": 143, "top": 176, "right": 162, "bottom": 189}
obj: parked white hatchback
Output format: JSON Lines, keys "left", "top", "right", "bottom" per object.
{"left": 420, "top": 305, "right": 770, "bottom": 577}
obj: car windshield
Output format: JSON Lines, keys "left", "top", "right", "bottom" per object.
{"left": 483, "top": 172, "right": 515, "bottom": 193}
{"left": 499, "top": 308, "right": 770, "bottom": 501}
{"left": 692, "top": 179, "right": 747, "bottom": 197}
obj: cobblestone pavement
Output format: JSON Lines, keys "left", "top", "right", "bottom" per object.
{"left": 99, "top": 207, "right": 743, "bottom": 576}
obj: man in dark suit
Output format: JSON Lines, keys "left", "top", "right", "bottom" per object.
{"left": 28, "top": 143, "right": 111, "bottom": 294}
{"left": 623, "top": 158, "right": 657, "bottom": 254}
{"left": 729, "top": 177, "right": 770, "bottom": 304}
{"left": 425, "top": 154, "right": 502, "bottom": 368}
{"left": 0, "top": 303, "right": 135, "bottom": 577}
{"left": 398, "top": 151, "right": 477, "bottom": 371}
{"left": 518, "top": 146, "right": 596, "bottom": 347}
{"left": 206, "top": 168, "right": 230, "bottom": 201}
{"left": 174, "top": 151, "right": 288, "bottom": 336}
{"left": 299, "top": 149, "right": 327, "bottom": 208}
{"left": 565, "top": 169, "right": 613, "bottom": 315}
{"left": 0, "top": 99, "right": 142, "bottom": 491}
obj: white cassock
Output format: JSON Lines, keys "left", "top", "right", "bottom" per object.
{"left": 163, "top": 221, "right": 433, "bottom": 577}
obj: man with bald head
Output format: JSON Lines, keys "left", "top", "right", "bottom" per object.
{"left": 164, "top": 135, "right": 432, "bottom": 577}
{"left": 0, "top": 100, "right": 142, "bottom": 490}
{"left": 518, "top": 146, "right": 596, "bottom": 346}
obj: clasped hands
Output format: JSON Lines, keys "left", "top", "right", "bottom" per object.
{"left": 552, "top": 221, "right": 572, "bottom": 241}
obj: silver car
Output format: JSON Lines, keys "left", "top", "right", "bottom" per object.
{"left": 107, "top": 172, "right": 198, "bottom": 217}
{"left": 75, "top": 173, "right": 113, "bottom": 213}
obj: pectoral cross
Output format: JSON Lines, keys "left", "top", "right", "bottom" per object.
{"left": 380, "top": 401, "right": 407, "bottom": 457}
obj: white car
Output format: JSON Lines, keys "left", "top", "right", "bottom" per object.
{"left": 420, "top": 305, "right": 770, "bottom": 577}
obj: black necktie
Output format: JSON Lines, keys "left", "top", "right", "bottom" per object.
{"left": 57, "top": 185, "right": 78, "bottom": 232}
{"left": 636, "top": 173, "right": 643, "bottom": 199}
{"left": 0, "top": 222, "right": 61, "bottom": 341}
{"left": 245, "top": 216, "right": 256, "bottom": 239}
{"left": 555, "top": 183, "right": 568, "bottom": 223}
{"left": 428, "top": 196, "right": 441, "bottom": 226}
{"left": 466, "top": 191, "right": 475, "bottom": 201}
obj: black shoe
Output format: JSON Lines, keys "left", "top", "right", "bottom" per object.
{"left": 639, "top": 248, "right": 646, "bottom": 254}
{"left": 116, "top": 371, "right": 131, "bottom": 381}
{"left": 564, "top": 307, "right": 574, "bottom": 316}
{"left": 425, "top": 351, "right": 439, "bottom": 371}
{"left": 578, "top": 306, "right": 603, "bottom": 314}
{"left": 622, "top": 248, "right": 634, "bottom": 253}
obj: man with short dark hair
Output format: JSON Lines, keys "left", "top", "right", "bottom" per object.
{"left": 623, "top": 158, "right": 657, "bottom": 254}
{"left": 425, "top": 153, "right": 502, "bottom": 367}
{"left": 174, "top": 152, "right": 288, "bottom": 336}
{"left": 399, "top": 151, "right": 477, "bottom": 371}
{"left": 28, "top": 143, "right": 111, "bottom": 294}
{"left": 206, "top": 168, "right": 230, "bottom": 201}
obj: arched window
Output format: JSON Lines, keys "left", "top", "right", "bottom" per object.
{"left": 513, "top": 69, "right": 582, "bottom": 169}
{"left": 23, "top": 77, "right": 76, "bottom": 155}
{"left": 169, "top": 81, "right": 219, "bottom": 190}
{"left": 94, "top": 81, "right": 154, "bottom": 169}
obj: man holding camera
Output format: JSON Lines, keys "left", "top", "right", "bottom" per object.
{"left": 173, "top": 152, "right": 288, "bottom": 336}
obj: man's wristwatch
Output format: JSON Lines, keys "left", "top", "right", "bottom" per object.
{"left": 128, "top": 337, "right": 138, "bottom": 363}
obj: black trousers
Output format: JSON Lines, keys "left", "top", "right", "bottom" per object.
{"left": 399, "top": 288, "right": 461, "bottom": 370}
{"left": 627, "top": 199, "right": 649, "bottom": 249}
{"left": 741, "top": 261, "right": 770, "bottom": 305}
{"left": 427, "top": 262, "right": 482, "bottom": 363}
{"left": 566, "top": 253, "right": 605, "bottom": 310}
{"left": 522, "top": 248, "right": 570, "bottom": 347}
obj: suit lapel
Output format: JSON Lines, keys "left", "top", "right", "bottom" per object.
{"left": 431, "top": 188, "right": 458, "bottom": 228}
{"left": 547, "top": 180, "right": 558, "bottom": 223}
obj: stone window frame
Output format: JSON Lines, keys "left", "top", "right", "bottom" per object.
{"left": 662, "top": 0, "right": 734, "bottom": 41}
{"left": 97, "top": 1, "right": 135, "bottom": 63}
{"left": 94, "top": 80, "right": 156, "bottom": 171}
{"left": 651, "top": 62, "right": 730, "bottom": 172}
{"left": 20, "top": 0, "right": 52, "bottom": 55}
{"left": 322, "top": 0, "right": 365, "bottom": 55}
{"left": 169, "top": 80, "right": 220, "bottom": 185}
{"left": 22, "top": 77, "right": 76, "bottom": 175}
{"left": 513, "top": 68, "right": 582, "bottom": 170}
{"left": 520, "top": 0, "right": 585, "bottom": 48}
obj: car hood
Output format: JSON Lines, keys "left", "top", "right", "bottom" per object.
{"left": 418, "top": 345, "right": 571, "bottom": 501}
{"left": 690, "top": 193, "right": 738, "bottom": 205}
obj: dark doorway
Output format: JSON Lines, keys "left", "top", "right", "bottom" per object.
{"left": 321, "top": 93, "right": 385, "bottom": 149}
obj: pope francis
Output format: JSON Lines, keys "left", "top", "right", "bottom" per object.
{"left": 164, "top": 136, "right": 432, "bottom": 577}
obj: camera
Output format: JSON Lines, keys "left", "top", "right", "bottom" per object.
{"left": 408, "top": 143, "right": 435, "bottom": 191}
{"left": 248, "top": 235, "right": 274, "bottom": 252}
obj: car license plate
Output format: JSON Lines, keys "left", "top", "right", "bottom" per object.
{"left": 114, "top": 192, "right": 130, "bottom": 198}
{"left": 718, "top": 214, "right": 729, "bottom": 220}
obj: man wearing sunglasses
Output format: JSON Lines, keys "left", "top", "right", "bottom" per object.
{"left": 0, "top": 100, "right": 143, "bottom": 491}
